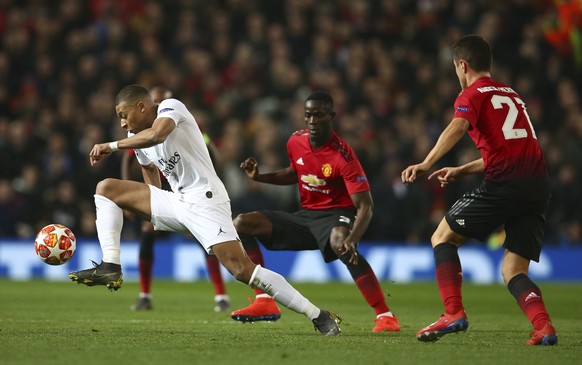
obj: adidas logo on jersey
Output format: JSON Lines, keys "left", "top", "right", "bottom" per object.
{"left": 296, "top": 157, "right": 304, "bottom": 165}
{"left": 456, "top": 219, "right": 465, "bottom": 227}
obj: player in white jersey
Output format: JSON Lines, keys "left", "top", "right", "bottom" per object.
{"left": 123, "top": 86, "right": 230, "bottom": 313}
{"left": 68, "top": 84, "right": 341, "bottom": 335}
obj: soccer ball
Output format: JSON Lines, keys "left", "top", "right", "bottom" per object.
{"left": 34, "top": 224, "right": 77, "bottom": 265}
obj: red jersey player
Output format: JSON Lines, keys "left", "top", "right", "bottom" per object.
{"left": 401, "top": 35, "right": 556, "bottom": 345}
{"left": 230, "top": 91, "right": 400, "bottom": 333}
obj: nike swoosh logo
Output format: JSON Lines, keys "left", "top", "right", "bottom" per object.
{"left": 91, "top": 272, "right": 119, "bottom": 279}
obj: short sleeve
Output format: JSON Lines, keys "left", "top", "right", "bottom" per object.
{"left": 342, "top": 159, "right": 370, "bottom": 194}
{"left": 453, "top": 90, "right": 479, "bottom": 128}
{"left": 157, "top": 99, "right": 182, "bottom": 126}
{"left": 134, "top": 149, "right": 152, "bottom": 166}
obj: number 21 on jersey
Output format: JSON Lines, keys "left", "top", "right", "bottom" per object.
{"left": 491, "top": 94, "right": 537, "bottom": 140}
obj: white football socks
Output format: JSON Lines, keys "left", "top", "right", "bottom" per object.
{"left": 94, "top": 194, "right": 123, "bottom": 265}
{"left": 249, "top": 265, "right": 321, "bottom": 320}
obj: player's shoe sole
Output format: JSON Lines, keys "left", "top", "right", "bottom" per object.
{"left": 231, "top": 313, "right": 281, "bottom": 322}
{"left": 69, "top": 260, "right": 123, "bottom": 291}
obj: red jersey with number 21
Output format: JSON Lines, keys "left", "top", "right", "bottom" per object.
{"left": 453, "top": 77, "right": 547, "bottom": 183}
{"left": 288, "top": 129, "right": 370, "bottom": 210}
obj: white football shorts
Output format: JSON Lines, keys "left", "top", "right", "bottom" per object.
{"left": 148, "top": 185, "right": 239, "bottom": 254}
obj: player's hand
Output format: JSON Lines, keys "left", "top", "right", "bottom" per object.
{"left": 401, "top": 163, "right": 429, "bottom": 184}
{"left": 428, "top": 167, "right": 460, "bottom": 187}
{"left": 240, "top": 157, "right": 259, "bottom": 179}
{"left": 89, "top": 143, "right": 113, "bottom": 166}
{"left": 340, "top": 239, "right": 359, "bottom": 265}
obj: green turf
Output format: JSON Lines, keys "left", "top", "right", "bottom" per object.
{"left": 0, "top": 279, "right": 580, "bottom": 365}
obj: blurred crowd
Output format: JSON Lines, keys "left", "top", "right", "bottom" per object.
{"left": 0, "top": 0, "right": 580, "bottom": 246}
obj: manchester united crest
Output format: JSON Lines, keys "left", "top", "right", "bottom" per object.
{"left": 321, "top": 163, "right": 332, "bottom": 177}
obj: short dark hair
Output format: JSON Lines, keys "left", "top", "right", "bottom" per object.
{"left": 452, "top": 34, "right": 492, "bottom": 72}
{"left": 115, "top": 84, "right": 150, "bottom": 106}
{"left": 306, "top": 91, "right": 334, "bottom": 110}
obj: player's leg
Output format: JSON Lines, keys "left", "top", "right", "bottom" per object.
{"left": 212, "top": 239, "right": 341, "bottom": 335}
{"left": 131, "top": 221, "right": 156, "bottom": 310}
{"left": 502, "top": 250, "right": 557, "bottom": 345}
{"left": 431, "top": 219, "right": 468, "bottom": 314}
{"left": 230, "top": 212, "right": 281, "bottom": 322}
{"left": 416, "top": 217, "right": 470, "bottom": 342}
{"left": 204, "top": 252, "right": 230, "bottom": 312}
{"left": 502, "top": 207, "right": 557, "bottom": 346}
{"left": 328, "top": 225, "right": 400, "bottom": 332}
{"left": 69, "top": 178, "right": 152, "bottom": 290}
{"left": 417, "top": 185, "right": 512, "bottom": 342}
{"left": 188, "top": 203, "right": 340, "bottom": 335}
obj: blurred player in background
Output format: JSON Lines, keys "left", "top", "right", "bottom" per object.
{"left": 121, "top": 86, "right": 230, "bottom": 312}
{"left": 230, "top": 91, "right": 400, "bottom": 333}
{"left": 69, "top": 84, "right": 342, "bottom": 336}
{"left": 401, "top": 35, "right": 557, "bottom": 345}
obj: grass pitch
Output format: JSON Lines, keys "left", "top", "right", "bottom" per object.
{"left": 0, "top": 279, "right": 580, "bottom": 365}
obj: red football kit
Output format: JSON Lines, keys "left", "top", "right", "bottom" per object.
{"left": 287, "top": 129, "right": 369, "bottom": 210}
{"left": 453, "top": 77, "right": 547, "bottom": 183}
{"left": 437, "top": 76, "right": 555, "bottom": 343}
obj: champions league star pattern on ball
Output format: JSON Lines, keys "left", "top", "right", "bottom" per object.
{"left": 34, "top": 224, "right": 77, "bottom": 266}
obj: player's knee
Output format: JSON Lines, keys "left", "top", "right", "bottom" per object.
{"left": 329, "top": 227, "right": 348, "bottom": 251}
{"left": 329, "top": 241, "right": 346, "bottom": 258}
{"left": 233, "top": 213, "right": 250, "bottom": 232}
{"left": 331, "top": 246, "right": 342, "bottom": 258}
{"left": 233, "top": 212, "right": 266, "bottom": 236}
{"left": 431, "top": 229, "right": 465, "bottom": 248}
{"left": 95, "top": 178, "right": 119, "bottom": 198}
{"left": 430, "top": 228, "right": 447, "bottom": 247}
{"left": 429, "top": 234, "right": 441, "bottom": 248}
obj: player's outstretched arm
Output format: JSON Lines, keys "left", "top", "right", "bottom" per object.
{"left": 91, "top": 118, "right": 176, "bottom": 166}
{"left": 240, "top": 157, "right": 260, "bottom": 179}
{"left": 240, "top": 157, "right": 297, "bottom": 185}
{"left": 428, "top": 158, "right": 484, "bottom": 187}
{"left": 401, "top": 118, "right": 469, "bottom": 184}
{"left": 123, "top": 117, "right": 176, "bottom": 149}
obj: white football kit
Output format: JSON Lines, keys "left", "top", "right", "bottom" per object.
{"left": 133, "top": 98, "right": 239, "bottom": 252}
